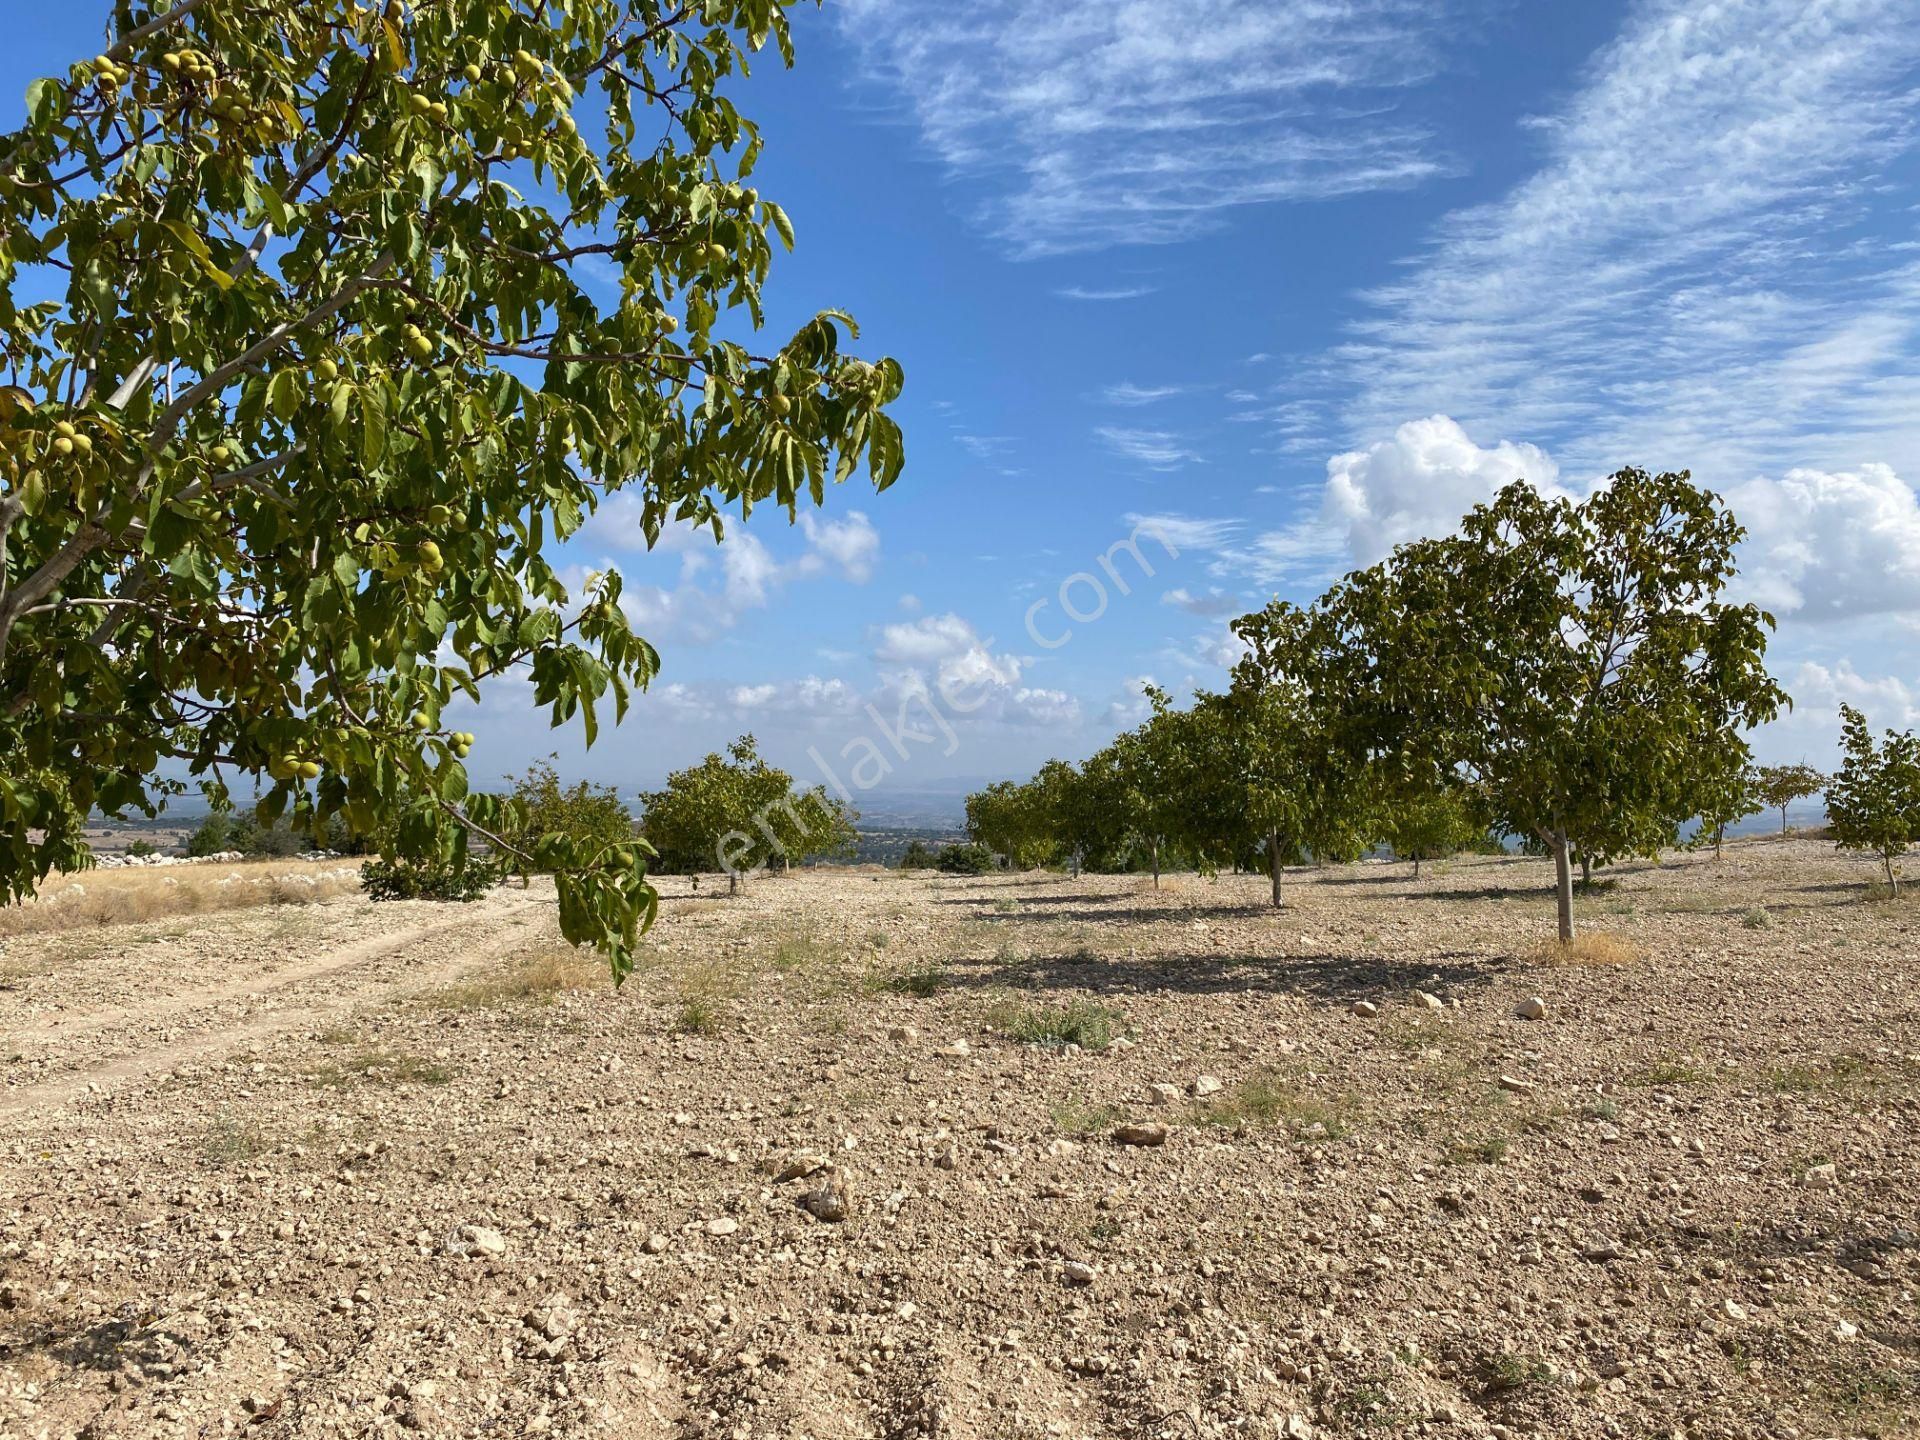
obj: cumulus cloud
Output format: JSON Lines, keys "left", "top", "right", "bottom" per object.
{"left": 1781, "top": 660, "right": 1920, "bottom": 732}
{"left": 839, "top": 0, "right": 1463, "bottom": 255}
{"left": 793, "top": 512, "right": 882, "bottom": 584}
{"left": 1725, "top": 465, "right": 1920, "bottom": 621}
{"left": 873, "top": 612, "right": 1025, "bottom": 698}
{"left": 568, "top": 504, "right": 883, "bottom": 645}
{"left": 1321, "top": 415, "right": 1562, "bottom": 564}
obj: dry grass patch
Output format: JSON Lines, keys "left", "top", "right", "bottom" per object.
{"left": 429, "top": 946, "right": 606, "bottom": 1009}
{"left": 308, "top": 1043, "right": 454, "bottom": 1087}
{"left": 0, "top": 860, "right": 360, "bottom": 936}
{"left": 1530, "top": 932, "right": 1638, "bottom": 966}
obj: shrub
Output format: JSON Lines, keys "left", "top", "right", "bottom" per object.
{"left": 936, "top": 842, "right": 998, "bottom": 875}
{"left": 124, "top": 839, "right": 158, "bottom": 858}
{"left": 899, "top": 840, "right": 937, "bottom": 870}
{"left": 360, "top": 855, "right": 500, "bottom": 903}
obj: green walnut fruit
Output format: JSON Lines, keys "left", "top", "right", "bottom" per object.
{"left": 410, "top": 711, "right": 432, "bottom": 731}
{"left": 417, "top": 540, "right": 444, "bottom": 571}
{"left": 314, "top": 358, "right": 339, "bottom": 382}
{"left": 659, "top": 314, "right": 679, "bottom": 335}
{"left": 770, "top": 394, "right": 792, "bottom": 417}
{"left": 426, "top": 504, "right": 451, "bottom": 526}
{"left": 211, "top": 443, "right": 232, "bottom": 463}
{"left": 297, "top": 760, "right": 322, "bottom": 781}
{"left": 52, "top": 436, "right": 74, "bottom": 456}
{"left": 462, "top": 63, "right": 483, "bottom": 83}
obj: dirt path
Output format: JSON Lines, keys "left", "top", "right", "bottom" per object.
{"left": 0, "top": 891, "right": 546, "bottom": 1120}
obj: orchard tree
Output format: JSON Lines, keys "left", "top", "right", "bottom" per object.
{"left": 1338, "top": 471, "right": 1785, "bottom": 941}
{"left": 1755, "top": 762, "right": 1825, "bottom": 836}
{"left": 1691, "top": 753, "right": 1759, "bottom": 859}
{"left": 500, "top": 757, "right": 631, "bottom": 881}
{"left": 0, "top": 1, "right": 904, "bottom": 979}
{"left": 637, "top": 734, "right": 815, "bottom": 895}
{"left": 1380, "top": 785, "right": 1482, "bottom": 879}
{"left": 764, "top": 781, "right": 855, "bottom": 871}
{"left": 1826, "top": 705, "right": 1920, "bottom": 895}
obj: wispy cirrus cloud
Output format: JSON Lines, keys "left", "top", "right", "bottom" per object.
{"left": 1100, "top": 381, "right": 1188, "bottom": 407}
{"left": 839, "top": 0, "right": 1470, "bottom": 256}
{"left": 1055, "top": 284, "right": 1157, "bottom": 302}
{"left": 1096, "top": 426, "right": 1203, "bottom": 470}
{"left": 1336, "top": 0, "right": 1920, "bottom": 482}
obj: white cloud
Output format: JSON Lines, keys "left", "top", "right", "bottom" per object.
{"left": 794, "top": 511, "right": 881, "bottom": 584}
{"left": 1055, "top": 285, "right": 1156, "bottom": 301}
{"left": 1096, "top": 426, "right": 1203, "bottom": 470}
{"left": 1726, "top": 464, "right": 1920, "bottom": 621}
{"left": 1337, "top": 0, "right": 1920, "bottom": 481}
{"left": 1322, "top": 415, "right": 1562, "bottom": 564}
{"left": 1101, "top": 382, "right": 1186, "bottom": 407}
{"left": 726, "top": 676, "right": 864, "bottom": 717}
{"left": 1783, "top": 660, "right": 1920, "bottom": 731}
{"left": 568, "top": 503, "right": 883, "bottom": 645}
{"left": 1119, "top": 512, "right": 1241, "bottom": 553}
{"left": 1160, "top": 586, "right": 1243, "bottom": 617}
{"left": 840, "top": 0, "right": 1462, "bottom": 255}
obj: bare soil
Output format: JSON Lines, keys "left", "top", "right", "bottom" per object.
{"left": 1, "top": 839, "right": 1916, "bottom": 1440}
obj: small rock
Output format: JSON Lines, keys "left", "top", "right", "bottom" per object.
{"left": 643, "top": 1233, "right": 669, "bottom": 1254}
{"left": 888, "top": 1025, "right": 919, "bottom": 1042}
{"left": 1498, "top": 1074, "right": 1536, "bottom": 1095}
{"left": 1722, "top": 1299, "right": 1747, "bottom": 1321}
{"left": 1414, "top": 990, "right": 1444, "bottom": 1010}
{"left": 1146, "top": 1083, "right": 1182, "bottom": 1106}
{"left": 457, "top": 1225, "right": 507, "bottom": 1257}
{"left": 801, "top": 1169, "right": 852, "bottom": 1222}
{"left": 772, "top": 1151, "right": 828, "bottom": 1183}
{"left": 1112, "top": 1123, "right": 1170, "bottom": 1148}
{"left": 1351, "top": 1000, "right": 1379, "bottom": 1018}
{"left": 1283, "top": 1416, "right": 1315, "bottom": 1439}
{"left": 1835, "top": 1319, "right": 1859, "bottom": 1341}
{"left": 1803, "top": 1162, "right": 1838, "bottom": 1190}
{"left": 705, "top": 1216, "right": 739, "bottom": 1236}
{"left": 933, "top": 1143, "right": 958, "bottom": 1170}
{"left": 1062, "top": 1261, "right": 1096, "bottom": 1287}
{"left": 1516, "top": 996, "right": 1548, "bottom": 1021}
{"left": 936, "top": 1040, "right": 971, "bottom": 1058}
{"left": 1190, "top": 1075, "right": 1223, "bottom": 1098}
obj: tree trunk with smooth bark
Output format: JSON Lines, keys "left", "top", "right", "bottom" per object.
{"left": 1551, "top": 830, "right": 1575, "bottom": 942}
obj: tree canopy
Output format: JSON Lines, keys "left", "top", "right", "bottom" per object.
{"left": 0, "top": 0, "right": 903, "bottom": 978}
{"left": 638, "top": 734, "right": 851, "bottom": 893}
{"left": 1327, "top": 471, "right": 1786, "bottom": 938}
{"left": 1755, "top": 762, "right": 1826, "bottom": 835}
{"left": 1826, "top": 706, "right": 1920, "bottom": 894}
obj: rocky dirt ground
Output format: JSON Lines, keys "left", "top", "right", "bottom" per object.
{"left": 1, "top": 839, "right": 1916, "bottom": 1440}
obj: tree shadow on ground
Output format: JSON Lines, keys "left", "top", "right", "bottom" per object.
{"left": 0, "top": 1312, "right": 197, "bottom": 1377}
{"left": 940, "top": 943, "right": 1513, "bottom": 1003}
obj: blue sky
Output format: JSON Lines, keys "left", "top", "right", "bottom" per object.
{"left": 14, "top": 1, "right": 1920, "bottom": 802}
